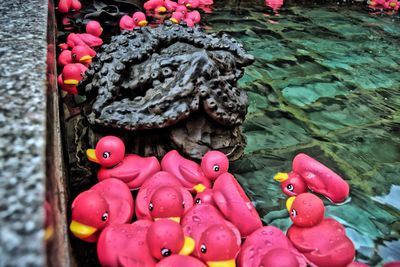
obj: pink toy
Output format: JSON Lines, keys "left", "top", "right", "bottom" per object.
{"left": 86, "top": 21, "right": 103, "bottom": 37}
{"left": 67, "top": 33, "right": 103, "bottom": 48}
{"left": 120, "top": 12, "right": 148, "bottom": 31}
{"left": 146, "top": 219, "right": 195, "bottom": 259}
{"left": 238, "top": 226, "right": 308, "bottom": 267}
{"left": 384, "top": 0, "right": 400, "bottom": 10}
{"left": 265, "top": 0, "right": 284, "bottom": 12}
{"left": 58, "top": 0, "right": 81, "bottom": 13}
{"left": 58, "top": 50, "right": 73, "bottom": 66}
{"left": 197, "top": 224, "right": 240, "bottom": 267}
{"left": 71, "top": 45, "right": 96, "bottom": 65}
{"left": 144, "top": 0, "right": 167, "bottom": 13}
{"left": 57, "top": 63, "right": 87, "bottom": 94}
{"left": 184, "top": 10, "right": 201, "bottom": 27}
{"left": 275, "top": 153, "right": 350, "bottom": 203}
{"left": 181, "top": 204, "right": 241, "bottom": 258}
{"left": 136, "top": 171, "right": 193, "bottom": 221}
{"left": 194, "top": 187, "right": 216, "bottom": 206}
{"left": 149, "top": 186, "right": 185, "bottom": 222}
{"left": 178, "top": 0, "right": 212, "bottom": 8}
{"left": 383, "top": 262, "right": 400, "bottom": 267}
{"left": 161, "top": 150, "right": 211, "bottom": 191}
{"left": 170, "top": 5, "right": 188, "bottom": 23}
{"left": 156, "top": 255, "right": 207, "bottom": 267}
{"left": 58, "top": 43, "right": 69, "bottom": 51}
{"left": 200, "top": 150, "right": 229, "bottom": 181}
{"left": 86, "top": 136, "right": 160, "bottom": 189}
{"left": 69, "top": 178, "right": 134, "bottom": 242}
{"left": 97, "top": 220, "right": 156, "bottom": 267}
{"left": 287, "top": 193, "right": 355, "bottom": 267}
{"left": 164, "top": 0, "right": 179, "bottom": 11}
{"left": 212, "top": 173, "right": 262, "bottom": 237}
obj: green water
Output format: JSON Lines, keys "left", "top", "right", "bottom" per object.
{"left": 201, "top": 1, "right": 400, "bottom": 265}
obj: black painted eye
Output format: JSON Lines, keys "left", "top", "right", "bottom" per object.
{"left": 134, "top": 17, "right": 138, "bottom": 21}
{"left": 291, "top": 209, "right": 297, "bottom": 218}
{"left": 182, "top": 201, "right": 185, "bottom": 208}
{"left": 72, "top": 53, "right": 77, "bottom": 59}
{"left": 200, "top": 244, "right": 207, "bottom": 253}
{"left": 195, "top": 198, "right": 201, "bottom": 204}
{"left": 102, "top": 152, "right": 110, "bottom": 158}
{"left": 149, "top": 202, "right": 153, "bottom": 211}
{"left": 213, "top": 165, "right": 220, "bottom": 172}
{"left": 161, "top": 248, "right": 171, "bottom": 257}
{"left": 287, "top": 184, "right": 294, "bottom": 192}
{"left": 101, "top": 212, "right": 109, "bottom": 221}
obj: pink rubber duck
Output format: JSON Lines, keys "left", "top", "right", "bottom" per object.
{"left": 86, "top": 21, "right": 103, "bottom": 37}
{"left": 274, "top": 153, "right": 350, "bottom": 203}
{"left": 71, "top": 45, "right": 96, "bottom": 65}
{"left": 164, "top": 0, "right": 179, "bottom": 11}
{"left": 58, "top": 50, "right": 73, "bottom": 66}
{"left": 384, "top": 0, "right": 400, "bottom": 10}
{"left": 156, "top": 255, "right": 207, "bottom": 267}
{"left": 197, "top": 224, "right": 240, "bottom": 267}
{"left": 97, "top": 220, "right": 156, "bottom": 267}
{"left": 144, "top": 0, "right": 167, "bottom": 13}
{"left": 211, "top": 173, "right": 263, "bottom": 237}
{"left": 58, "top": 0, "right": 81, "bottom": 13}
{"left": 286, "top": 193, "right": 356, "bottom": 267}
{"left": 86, "top": 136, "right": 161, "bottom": 190}
{"left": 120, "top": 12, "right": 148, "bottom": 31}
{"left": 170, "top": 5, "right": 188, "bottom": 23}
{"left": 184, "top": 10, "right": 201, "bottom": 27}
{"left": 70, "top": 178, "right": 134, "bottom": 242}
{"left": 237, "top": 226, "right": 308, "bottom": 267}
{"left": 67, "top": 32, "right": 103, "bottom": 49}
{"left": 146, "top": 219, "right": 195, "bottom": 259}
{"left": 181, "top": 204, "right": 241, "bottom": 258}
{"left": 135, "top": 171, "right": 193, "bottom": 221}
{"left": 178, "top": 0, "right": 199, "bottom": 8}
{"left": 57, "top": 63, "right": 87, "bottom": 94}
{"left": 161, "top": 150, "right": 211, "bottom": 191}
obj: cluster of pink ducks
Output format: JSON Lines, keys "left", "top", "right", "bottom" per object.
{"left": 120, "top": 0, "right": 213, "bottom": 31}
{"left": 368, "top": 0, "right": 400, "bottom": 11}
{"left": 69, "top": 135, "right": 400, "bottom": 267}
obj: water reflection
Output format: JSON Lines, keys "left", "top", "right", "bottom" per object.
{"left": 373, "top": 185, "right": 400, "bottom": 211}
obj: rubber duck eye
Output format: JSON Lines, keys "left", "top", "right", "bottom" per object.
{"left": 182, "top": 201, "right": 185, "bottom": 208}
{"left": 287, "top": 184, "right": 294, "bottom": 192}
{"left": 161, "top": 248, "right": 171, "bottom": 257}
{"left": 72, "top": 53, "right": 77, "bottom": 59}
{"left": 213, "top": 165, "right": 220, "bottom": 172}
{"left": 134, "top": 17, "right": 138, "bottom": 21}
{"left": 291, "top": 209, "right": 297, "bottom": 218}
{"left": 101, "top": 212, "right": 109, "bottom": 221}
{"left": 102, "top": 152, "right": 111, "bottom": 158}
{"left": 195, "top": 198, "right": 201, "bottom": 204}
{"left": 149, "top": 202, "right": 154, "bottom": 211}
{"left": 200, "top": 244, "right": 207, "bottom": 254}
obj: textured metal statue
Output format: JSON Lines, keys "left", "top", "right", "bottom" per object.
{"left": 78, "top": 21, "right": 254, "bottom": 160}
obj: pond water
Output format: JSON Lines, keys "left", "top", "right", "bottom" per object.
{"left": 61, "top": 0, "right": 400, "bottom": 266}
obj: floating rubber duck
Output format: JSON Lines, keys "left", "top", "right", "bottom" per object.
{"left": 161, "top": 150, "right": 211, "bottom": 191}
{"left": 57, "top": 63, "right": 87, "bottom": 94}
{"left": 86, "top": 21, "right": 103, "bottom": 37}
{"left": 86, "top": 136, "right": 161, "bottom": 190}
{"left": 97, "top": 220, "right": 157, "bottom": 267}
{"left": 70, "top": 178, "right": 134, "bottom": 242}
{"left": 274, "top": 153, "right": 350, "bottom": 203}
{"left": 181, "top": 204, "right": 241, "bottom": 258}
{"left": 156, "top": 255, "right": 207, "bottom": 267}
{"left": 211, "top": 173, "right": 262, "bottom": 237}
{"left": 197, "top": 224, "right": 240, "bottom": 267}
{"left": 71, "top": 45, "right": 96, "bottom": 66}
{"left": 164, "top": 0, "right": 179, "bottom": 11}
{"left": 120, "top": 12, "right": 148, "bottom": 31}
{"left": 67, "top": 32, "right": 103, "bottom": 49}
{"left": 58, "top": 0, "right": 82, "bottom": 13}
{"left": 144, "top": 0, "right": 167, "bottom": 13}
{"left": 200, "top": 150, "right": 228, "bottom": 181}
{"left": 149, "top": 186, "right": 185, "bottom": 222}
{"left": 237, "top": 226, "right": 308, "bottom": 267}
{"left": 184, "top": 10, "right": 201, "bottom": 27}
{"left": 136, "top": 171, "right": 193, "bottom": 221}
{"left": 286, "top": 193, "right": 355, "bottom": 267}
{"left": 146, "top": 219, "right": 195, "bottom": 259}
{"left": 169, "top": 5, "right": 188, "bottom": 23}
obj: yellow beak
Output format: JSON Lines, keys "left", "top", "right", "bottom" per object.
{"left": 154, "top": 217, "right": 181, "bottom": 223}
{"left": 70, "top": 220, "right": 97, "bottom": 239}
{"left": 169, "top": 18, "right": 179, "bottom": 24}
{"left": 157, "top": 6, "right": 167, "bottom": 13}
{"left": 193, "top": 183, "right": 206, "bottom": 193}
{"left": 79, "top": 55, "right": 92, "bottom": 64}
{"left": 186, "top": 3, "right": 192, "bottom": 7}
{"left": 44, "top": 226, "right": 54, "bottom": 241}
{"left": 86, "top": 149, "right": 100, "bottom": 163}
{"left": 138, "top": 20, "right": 148, "bottom": 27}
{"left": 207, "top": 259, "right": 236, "bottom": 267}
{"left": 286, "top": 196, "right": 296, "bottom": 212}
{"left": 179, "top": 236, "right": 195, "bottom": 256}
{"left": 63, "top": 79, "right": 79, "bottom": 85}
{"left": 274, "top": 172, "right": 289, "bottom": 182}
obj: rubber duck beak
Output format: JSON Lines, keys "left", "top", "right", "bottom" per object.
{"left": 70, "top": 220, "right": 97, "bottom": 239}
{"left": 274, "top": 172, "right": 289, "bottom": 182}
{"left": 86, "top": 149, "right": 100, "bottom": 163}
{"left": 157, "top": 6, "right": 167, "bottom": 13}
{"left": 207, "top": 259, "right": 236, "bottom": 267}
{"left": 154, "top": 217, "right": 181, "bottom": 223}
{"left": 44, "top": 226, "right": 54, "bottom": 241}
{"left": 286, "top": 196, "right": 296, "bottom": 212}
{"left": 193, "top": 183, "right": 206, "bottom": 193}
{"left": 186, "top": 3, "right": 191, "bottom": 7}
{"left": 63, "top": 79, "right": 79, "bottom": 85}
{"left": 179, "top": 236, "right": 195, "bottom": 256}
{"left": 138, "top": 20, "right": 148, "bottom": 27}
{"left": 79, "top": 55, "right": 92, "bottom": 64}
{"left": 169, "top": 18, "right": 179, "bottom": 24}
